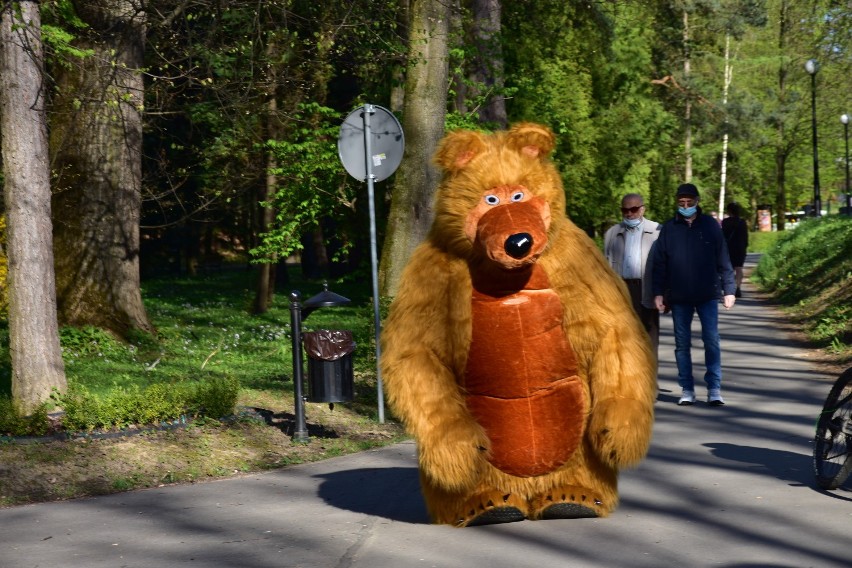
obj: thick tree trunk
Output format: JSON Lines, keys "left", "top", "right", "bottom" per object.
{"left": 50, "top": 1, "right": 152, "bottom": 337}
{"left": 471, "top": 0, "right": 506, "bottom": 128}
{"left": 0, "top": 1, "right": 67, "bottom": 413}
{"left": 379, "top": 0, "right": 450, "bottom": 297}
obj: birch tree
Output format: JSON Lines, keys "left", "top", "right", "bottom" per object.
{"left": 0, "top": 0, "right": 67, "bottom": 413}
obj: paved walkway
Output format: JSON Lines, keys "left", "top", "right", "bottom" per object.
{"left": 2, "top": 254, "right": 849, "bottom": 567}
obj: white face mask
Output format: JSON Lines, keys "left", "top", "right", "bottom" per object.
{"left": 623, "top": 217, "right": 642, "bottom": 228}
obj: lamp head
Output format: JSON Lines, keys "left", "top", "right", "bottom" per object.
{"left": 842, "top": 114, "right": 850, "bottom": 125}
{"left": 805, "top": 59, "right": 819, "bottom": 75}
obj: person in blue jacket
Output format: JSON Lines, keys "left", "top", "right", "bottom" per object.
{"left": 652, "top": 183, "right": 736, "bottom": 406}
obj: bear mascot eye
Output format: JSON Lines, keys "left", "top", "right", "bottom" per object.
{"left": 484, "top": 195, "right": 500, "bottom": 206}
{"left": 510, "top": 191, "right": 525, "bottom": 202}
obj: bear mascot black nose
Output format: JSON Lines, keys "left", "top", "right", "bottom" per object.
{"left": 505, "top": 233, "right": 533, "bottom": 259}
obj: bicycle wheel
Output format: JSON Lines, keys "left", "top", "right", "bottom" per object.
{"left": 813, "top": 367, "right": 852, "bottom": 490}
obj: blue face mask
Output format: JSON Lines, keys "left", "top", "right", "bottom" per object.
{"left": 623, "top": 217, "right": 642, "bottom": 228}
{"left": 678, "top": 206, "right": 698, "bottom": 218}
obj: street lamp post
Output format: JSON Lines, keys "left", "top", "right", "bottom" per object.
{"left": 842, "top": 114, "right": 850, "bottom": 215}
{"left": 805, "top": 59, "right": 821, "bottom": 217}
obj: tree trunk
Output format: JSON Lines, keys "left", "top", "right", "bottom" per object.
{"left": 718, "top": 34, "right": 733, "bottom": 212}
{"left": 379, "top": 0, "right": 451, "bottom": 297}
{"left": 50, "top": 1, "right": 152, "bottom": 337}
{"left": 774, "top": 0, "right": 789, "bottom": 231}
{"left": 683, "top": 10, "right": 693, "bottom": 182}
{"left": 471, "top": 0, "right": 506, "bottom": 128}
{"left": 253, "top": 47, "right": 280, "bottom": 315}
{"left": 0, "top": 1, "right": 67, "bottom": 413}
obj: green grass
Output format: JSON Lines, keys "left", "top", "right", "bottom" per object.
{"left": 0, "top": 264, "right": 386, "bottom": 426}
{"left": 752, "top": 216, "right": 852, "bottom": 361}
{"left": 748, "top": 230, "right": 782, "bottom": 254}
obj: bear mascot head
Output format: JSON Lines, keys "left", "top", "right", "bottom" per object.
{"left": 380, "top": 122, "right": 656, "bottom": 527}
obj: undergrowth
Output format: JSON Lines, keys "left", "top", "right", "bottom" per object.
{"left": 0, "top": 266, "right": 385, "bottom": 434}
{"left": 753, "top": 215, "right": 851, "bottom": 361}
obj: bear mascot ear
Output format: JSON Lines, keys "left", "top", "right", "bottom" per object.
{"left": 433, "top": 129, "right": 490, "bottom": 174}
{"left": 506, "top": 122, "right": 556, "bottom": 159}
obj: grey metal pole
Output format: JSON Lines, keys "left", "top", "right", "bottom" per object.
{"left": 362, "top": 104, "right": 386, "bottom": 423}
{"left": 811, "top": 73, "right": 821, "bottom": 216}
{"left": 289, "top": 291, "right": 310, "bottom": 441}
{"left": 843, "top": 114, "right": 850, "bottom": 215}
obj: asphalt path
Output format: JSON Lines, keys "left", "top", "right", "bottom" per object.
{"left": 2, "top": 253, "right": 850, "bottom": 568}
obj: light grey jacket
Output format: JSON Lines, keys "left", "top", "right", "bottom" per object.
{"left": 603, "top": 219, "right": 661, "bottom": 309}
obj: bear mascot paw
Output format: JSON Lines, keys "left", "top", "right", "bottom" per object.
{"left": 380, "top": 122, "right": 657, "bottom": 527}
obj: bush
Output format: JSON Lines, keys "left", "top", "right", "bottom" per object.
{"left": 190, "top": 375, "right": 240, "bottom": 419}
{"left": 52, "top": 375, "right": 239, "bottom": 432}
{"left": 0, "top": 396, "right": 50, "bottom": 437}
{"left": 748, "top": 230, "right": 781, "bottom": 254}
{"left": 753, "top": 216, "right": 852, "bottom": 351}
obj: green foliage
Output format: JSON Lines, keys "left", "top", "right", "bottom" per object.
{"left": 444, "top": 110, "right": 491, "bottom": 133}
{"left": 0, "top": 397, "right": 49, "bottom": 437}
{"left": 2, "top": 266, "right": 380, "bottom": 423}
{"left": 41, "top": 0, "right": 95, "bottom": 62}
{"left": 747, "top": 230, "right": 781, "bottom": 253}
{"left": 60, "top": 326, "right": 126, "bottom": 360}
{"left": 753, "top": 216, "right": 852, "bottom": 353}
{"left": 252, "top": 103, "right": 356, "bottom": 261}
{"left": 190, "top": 375, "right": 241, "bottom": 420}
{"left": 501, "top": 2, "right": 676, "bottom": 232}
{"left": 52, "top": 375, "right": 239, "bottom": 433}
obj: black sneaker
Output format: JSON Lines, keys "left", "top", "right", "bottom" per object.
{"left": 735, "top": 287, "right": 742, "bottom": 298}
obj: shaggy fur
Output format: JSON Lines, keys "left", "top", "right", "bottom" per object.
{"left": 380, "top": 123, "right": 656, "bottom": 526}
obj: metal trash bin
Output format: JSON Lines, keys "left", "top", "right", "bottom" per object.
{"left": 302, "top": 329, "right": 356, "bottom": 403}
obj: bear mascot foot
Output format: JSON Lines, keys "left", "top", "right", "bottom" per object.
{"left": 531, "top": 485, "right": 608, "bottom": 520}
{"left": 454, "top": 490, "right": 528, "bottom": 527}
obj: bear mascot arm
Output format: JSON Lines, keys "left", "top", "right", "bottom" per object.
{"left": 380, "top": 243, "right": 488, "bottom": 493}
{"left": 542, "top": 228, "right": 657, "bottom": 469}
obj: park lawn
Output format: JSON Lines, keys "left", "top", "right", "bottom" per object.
{"left": 0, "top": 265, "right": 405, "bottom": 507}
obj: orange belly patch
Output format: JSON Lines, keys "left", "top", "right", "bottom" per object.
{"left": 464, "top": 269, "right": 587, "bottom": 477}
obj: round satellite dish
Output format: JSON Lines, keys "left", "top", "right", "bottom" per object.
{"left": 338, "top": 105, "right": 404, "bottom": 182}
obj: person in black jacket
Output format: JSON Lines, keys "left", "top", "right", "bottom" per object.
{"left": 721, "top": 202, "right": 748, "bottom": 298}
{"left": 652, "top": 183, "right": 736, "bottom": 406}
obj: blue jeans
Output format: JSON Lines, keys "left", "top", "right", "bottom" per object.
{"left": 670, "top": 300, "right": 722, "bottom": 391}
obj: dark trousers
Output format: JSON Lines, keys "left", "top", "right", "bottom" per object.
{"left": 623, "top": 279, "right": 660, "bottom": 358}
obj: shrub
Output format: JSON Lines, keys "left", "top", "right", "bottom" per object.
{"left": 52, "top": 375, "right": 239, "bottom": 432}
{"left": 190, "top": 375, "right": 240, "bottom": 419}
{"left": 753, "top": 216, "right": 852, "bottom": 351}
{"left": 0, "top": 396, "right": 50, "bottom": 437}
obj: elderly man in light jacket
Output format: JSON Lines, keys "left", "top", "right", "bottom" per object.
{"left": 604, "top": 193, "right": 662, "bottom": 357}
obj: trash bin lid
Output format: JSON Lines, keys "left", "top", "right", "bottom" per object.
{"left": 304, "top": 283, "right": 351, "bottom": 309}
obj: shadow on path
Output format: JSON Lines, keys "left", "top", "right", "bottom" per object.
{"left": 315, "top": 466, "right": 429, "bottom": 524}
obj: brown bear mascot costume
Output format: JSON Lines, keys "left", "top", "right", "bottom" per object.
{"left": 380, "top": 122, "right": 656, "bottom": 527}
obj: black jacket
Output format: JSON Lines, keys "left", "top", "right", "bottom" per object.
{"left": 652, "top": 209, "right": 736, "bottom": 304}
